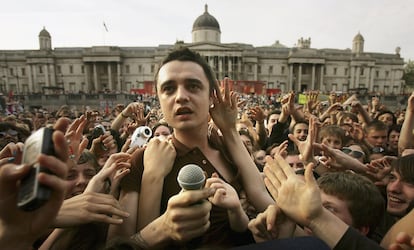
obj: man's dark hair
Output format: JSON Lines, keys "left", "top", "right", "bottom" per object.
{"left": 392, "top": 154, "right": 414, "bottom": 184}
{"left": 364, "top": 120, "right": 388, "bottom": 134}
{"left": 318, "top": 172, "right": 385, "bottom": 234}
{"left": 154, "top": 47, "right": 216, "bottom": 94}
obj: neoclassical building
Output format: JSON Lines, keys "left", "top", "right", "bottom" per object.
{"left": 0, "top": 4, "right": 405, "bottom": 97}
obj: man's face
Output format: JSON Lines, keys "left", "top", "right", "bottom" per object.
{"left": 386, "top": 170, "right": 414, "bottom": 217}
{"left": 388, "top": 130, "right": 400, "bottom": 151}
{"left": 285, "top": 154, "right": 304, "bottom": 171}
{"left": 293, "top": 123, "right": 308, "bottom": 141}
{"left": 365, "top": 129, "right": 387, "bottom": 148}
{"left": 240, "top": 134, "right": 253, "bottom": 155}
{"left": 378, "top": 113, "right": 394, "bottom": 127}
{"left": 157, "top": 61, "right": 211, "bottom": 132}
{"left": 321, "top": 135, "right": 343, "bottom": 150}
{"left": 267, "top": 114, "right": 280, "bottom": 134}
{"left": 66, "top": 162, "right": 97, "bottom": 198}
{"left": 321, "top": 191, "right": 354, "bottom": 227}
{"left": 253, "top": 150, "right": 266, "bottom": 168}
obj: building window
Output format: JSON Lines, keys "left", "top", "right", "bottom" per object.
{"left": 333, "top": 68, "right": 337, "bottom": 75}
{"left": 248, "top": 65, "right": 253, "bottom": 73}
{"left": 81, "top": 66, "right": 85, "bottom": 74}
{"left": 9, "top": 68, "right": 14, "bottom": 75}
{"left": 360, "top": 68, "right": 364, "bottom": 76}
{"left": 57, "top": 65, "right": 62, "bottom": 74}
{"left": 386, "top": 71, "right": 389, "bottom": 77}
{"left": 138, "top": 65, "right": 142, "bottom": 73}
{"left": 21, "top": 68, "right": 26, "bottom": 76}
{"left": 151, "top": 65, "right": 155, "bottom": 73}
{"left": 376, "top": 70, "right": 379, "bottom": 77}
{"left": 125, "top": 65, "right": 130, "bottom": 74}
{"left": 257, "top": 66, "right": 261, "bottom": 74}
{"left": 268, "top": 82, "right": 274, "bottom": 89}
{"left": 344, "top": 68, "right": 348, "bottom": 76}
{"left": 39, "top": 66, "right": 43, "bottom": 74}
{"left": 269, "top": 66, "right": 273, "bottom": 74}
{"left": 323, "top": 67, "right": 326, "bottom": 75}
{"left": 281, "top": 66, "right": 285, "bottom": 74}
{"left": 69, "top": 65, "right": 74, "bottom": 74}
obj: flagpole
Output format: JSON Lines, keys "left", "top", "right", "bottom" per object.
{"left": 102, "top": 21, "right": 108, "bottom": 45}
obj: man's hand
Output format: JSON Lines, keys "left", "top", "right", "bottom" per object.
{"left": 248, "top": 204, "right": 296, "bottom": 243}
{"left": 263, "top": 155, "right": 323, "bottom": 228}
{"left": 210, "top": 78, "right": 239, "bottom": 133}
{"left": 54, "top": 192, "right": 130, "bottom": 227}
{"left": 85, "top": 152, "right": 131, "bottom": 193}
{"left": 155, "top": 188, "right": 215, "bottom": 242}
{"left": 0, "top": 122, "right": 70, "bottom": 248}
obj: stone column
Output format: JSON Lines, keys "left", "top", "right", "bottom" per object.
{"left": 350, "top": 66, "right": 355, "bottom": 89}
{"left": 45, "top": 64, "right": 50, "bottom": 87}
{"left": 93, "top": 63, "right": 98, "bottom": 92}
{"left": 33, "top": 65, "right": 38, "bottom": 92}
{"left": 237, "top": 57, "right": 242, "bottom": 79}
{"left": 228, "top": 56, "right": 232, "bottom": 78}
{"left": 108, "top": 63, "right": 112, "bottom": 91}
{"left": 84, "top": 64, "right": 89, "bottom": 91}
{"left": 218, "top": 56, "right": 223, "bottom": 79}
{"left": 320, "top": 65, "right": 324, "bottom": 92}
{"left": 27, "top": 65, "right": 33, "bottom": 93}
{"left": 355, "top": 67, "right": 360, "bottom": 88}
{"left": 370, "top": 67, "right": 375, "bottom": 92}
{"left": 298, "top": 64, "right": 302, "bottom": 92}
{"left": 50, "top": 64, "right": 56, "bottom": 87}
{"left": 311, "top": 64, "right": 316, "bottom": 90}
{"left": 117, "top": 63, "right": 121, "bottom": 92}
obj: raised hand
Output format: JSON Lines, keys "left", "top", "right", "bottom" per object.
{"left": 263, "top": 155, "right": 322, "bottom": 228}
{"left": 85, "top": 152, "right": 131, "bottom": 194}
{"left": 0, "top": 142, "right": 24, "bottom": 165}
{"left": 248, "top": 204, "right": 296, "bottom": 243}
{"left": 0, "top": 119, "right": 70, "bottom": 248}
{"left": 288, "top": 116, "right": 318, "bottom": 164}
{"left": 54, "top": 192, "right": 130, "bottom": 227}
{"left": 205, "top": 173, "right": 241, "bottom": 210}
{"left": 210, "top": 78, "right": 239, "bottom": 133}
{"left": 65, "top": 115, "right": 89, "bottom": 163}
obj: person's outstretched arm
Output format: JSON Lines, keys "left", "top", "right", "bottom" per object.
{"left": 263, "top": 154, "right": 384, "bottom": 250}
{"left": 210, "top": 78, "right": 274, "bottom": 212}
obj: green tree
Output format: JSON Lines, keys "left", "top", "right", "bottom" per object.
{"left": 403, "top": 60, "right": 414, "bottom": 86}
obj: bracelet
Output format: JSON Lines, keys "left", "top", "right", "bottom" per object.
{"left": 121, "top": 112, "right": 128, "bottom": 118}
{"left": 131, "top": 231, "right": 150, "bottom": 249}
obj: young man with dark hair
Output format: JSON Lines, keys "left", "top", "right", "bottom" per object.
{"left": 109, "top": 47, "right": 273, "bottom": 248}
{"left": 317, "top": 172, "right": 385, "bottom": 238}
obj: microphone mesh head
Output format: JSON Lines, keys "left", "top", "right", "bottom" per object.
{"left": 177, "top": 164, "right": 205, "bottom": 190}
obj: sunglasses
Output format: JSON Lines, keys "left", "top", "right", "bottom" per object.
{"left": 371, "top": 147, "right": 386, "bottom": 154}
{"left": 341, "top": 147, "right": 365, "bottom": 159}
{"left": 0, "top": 129, "right": 18, "bottom": 138}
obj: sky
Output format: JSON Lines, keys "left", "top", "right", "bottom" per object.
{"left": 1, "top": 0, "right": 414, "bottom": 61}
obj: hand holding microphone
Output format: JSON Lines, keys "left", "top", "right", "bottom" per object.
{"left": 156, "top": 164, "right": 213, "bottom": 242}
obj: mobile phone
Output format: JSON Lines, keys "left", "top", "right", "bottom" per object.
{"left": 130, "top": 126, "right": 152, "bottom": 148}
{"left": 17, "top": 127, "right": 55, "bottom": 211}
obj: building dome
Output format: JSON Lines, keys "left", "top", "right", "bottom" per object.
{"left": 353, "top": 32, "right": 364, "bottom": 42}
{"left": 39, "top": 27, "right": 51, "bottom": 38}
{"left": 192, "top": 4, "right": 221, "bottom": 32}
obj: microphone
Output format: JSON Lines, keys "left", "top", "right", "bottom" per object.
{"left": 177, "top": 164, "right": 205, "bottom": 191}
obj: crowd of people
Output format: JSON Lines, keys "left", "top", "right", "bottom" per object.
{"left": 1, "top": 47, "right": 414, "bottom": 250}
